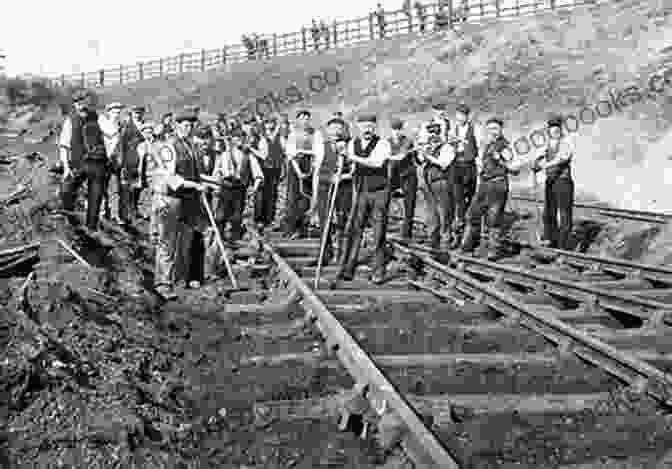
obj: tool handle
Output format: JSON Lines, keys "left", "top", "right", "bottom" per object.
{"left": 201, "top": 192, "right": 238, "bottom": 289}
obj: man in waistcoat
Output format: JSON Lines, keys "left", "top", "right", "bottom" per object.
{"left": 416, "top": 121, "right": 456, "bottom": 249}
{"left": 203, "top": 129, "right": 264, "bottom": 280}
{"left": 309, "top": 117, "right": 354, "bottom": 266}
{"left": 147, "top": 113, "right": 206, "bottom": 299}
{"left": 447, "top": 103, "right": 480, "bottom": 248}
{"left": 254, "top": 116, "right": 286, "bottom": 231}
{"left": 59, "top": 90, "right": 109, "bottom": 231}
{"left": 532, "top": 115, "right": 575, "bottom": 250}
{"left": 99, "top": 102, "right": 124, "bottom": 221}
{"left": 284, "top": 109, "right": 324, "bottom": 239}
{"left": 387, "top": 118, "right": 417, "bottom": 241}
{"left": 460, "top": 117, "right": 521, "bottom": 260}
{"left": 336, "top": 114, "right": 392, "bottom": 284}
{"left": 117, "top": 105, "right": 146, "bottom": 228}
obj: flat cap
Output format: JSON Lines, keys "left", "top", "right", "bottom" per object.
{"left": 326, "top": 117, "right": 346, "bottom": 127}
{"left": 296, "top": 109, "right": 311, "bottom": 119}
{"left": 131, "top": 105, "right": 146, "bottom": 113}
{"left": 356, "top": 114, "right": 377, "bottom": 123}
{"left": 105, "top": 102, "right": 124, "bottom": 111}
{"left": 162, "top": 112, "right": 174, "bottom": 119}
{"left": 547, "top": 115, "right": 564, "bottom": 128}
{"left": 390, "top": 118, "right": 404, "bottom": 130}
{"left": 217, "top": 112, "right": 227, "bottom": 120}
{"left": 174, "top": 113, "right": 198, "bottom": 123}
{"left": 485, "top": 117, "right": 504, "bottom": 127}
{"left": 430, "top": 100, "right": 447, "bottom": 111}
{"left": 140, "top": 121, "right": 156, "bottom": 131}
{"left": 72, "top": 90, "right": 90, "bottom": 103}
{"left": 194, "top": 126, "right": 213, "bottom": 138}
{"left": 456, "top": 103, "right": 471, "bottom": 114}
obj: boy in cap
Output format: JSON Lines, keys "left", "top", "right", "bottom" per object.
{"left": 59, "top": 90, "right": 109, "bottom": 230}
{"left": 148, "top": 113, "right": 206, "bottom": 299}
{"left": 460, "top": 117, "right": 521, "bottom": 260}
{"left": 532, "top": 115, "right": 574, "bottom": 250}
{"left": 387, "top": 117, "right": 417, "bottom": 241}
{"left": 116, "top": 105, "right": 146, "bottom": 227}
{"left": 337, "top": 113, "right": 392, "bottom": 284}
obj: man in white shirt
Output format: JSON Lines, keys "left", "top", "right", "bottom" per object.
{"left": 283, "top": 110, "right": 324, "bottom": 238}
{"left": 98, "top": 102, "right": 124, "bottom": 220}
{"left": 416, "top": 121, "right": 456, "bottom": 250}
{"left": 532, "top": 115, "right": 575, "bottom": 250}
{"left": 336, "top": 114, "right": 392, "bottom": 284}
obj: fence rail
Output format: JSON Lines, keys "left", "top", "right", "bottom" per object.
{"left": 48, "top": 0, "right": 594, "bottom": 89}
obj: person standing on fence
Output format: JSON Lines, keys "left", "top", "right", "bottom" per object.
{"left": 59, "top": 90, "right": 109, "bottom": 231}
{"left": 414, "top": 0, "right": 426, "bottom": 32}
{"left": 116, "top": 105, "right": 146, "bottom": 229}
{"left": 402, "top": 0, "right": 413, "bottom": 32}
{"left": 459, "top": 117, "right": 521, "bottom": 260}
{"left": 447, "top": 103, "right": 480, "bottom": 248}
{"left": 254, "top": 116, "right": 286, "bottom": 231}
{"left": 320, "top": 20, "right": 331, "bottom": 49}
{"left": 311, "top": 20, "right": 321, "bottom": 52}
{"left": 375, "top": 3, "right": 386, "bottom": 38}
{"left": 387, "top": 118, "right": 418, "bottom": 241}
{"left": 532, "top": 116, "right": 575, "bottom": 250}
{"left": 98, "top": 102, "right": 124, "bottom": 221}
{"left": 336, "top": 114, "right": 392, "bottom": 284}
{"left": 284, "top": 110, "right": 324, "bottom": 239}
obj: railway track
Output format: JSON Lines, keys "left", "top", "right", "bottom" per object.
{"left": 230, "top": 211, "right": 672, "bottom": 469}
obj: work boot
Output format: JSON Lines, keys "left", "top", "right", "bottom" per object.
{"left": 458, "top": 224, "right": 479, "bottom": 253}
{"left": 156, "top": 285, "right": 178, "bottom": 300}
{"left": 188, "top": 280, "right": 201, "bottom": 289}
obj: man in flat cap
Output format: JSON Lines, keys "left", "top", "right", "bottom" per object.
{"left": 149, "top": 113, "right": 206, "bottom": 299}
{"left": 59, "top": 90, "right": 109, "bottom": 230}
{"left": 532, "top": 115, "right": 575, "bottom": 250}
{"left": 446, "top": 103, "right": 480, "bottom": 247}
{"left": 459, "top": 117, "right": 522, "bottom": 260}
{"left": 309, "top": 117, "right": 354, "bottom": 267}
{"left": 115, "top": 104, "right": 146, "bottom": 228}
{"left": 387, "top": 117, "right": 417, "bottom": 241}
{"left": 284, "top": 109, "right": 324, "bottom": 239}
{"left": 337, "top": 114, "right": 392, "bottom": 284}
{"left": 417, "top": 100, "right": 451, "bottom": 145}
{"left": 159, "top": 112, "right": 174, "bottom": 140}
{"left": 98, "top": 102, "right": 124, "bottom": 220}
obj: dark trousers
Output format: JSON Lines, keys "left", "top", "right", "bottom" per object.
{"left": 392, "top": 167, "right": 418, "bottom": 240}
{"left": 254, "top": 167, "right": 282, "bottom": 226}
{"left": 284, "top": 167, "right": 310, "bottom": 236}
{"left": 215, "top": 185, "right": 246, "bottom": 241}
{"left": 463, "top": 178, "right": 509, "bottom": 250}
{"left": 422, "top": 176, "right": 454, "bottom": 249}
{"left": 102, "top": 170, "right": 119, "bottom": 218}
{"left": 317, "top": 180, "right": 353, "bottom": 261}
{"left": 451, "top": 161, "right": 477, "bottom": 231}
{"left": 544, "top": 176, "right": 574, "bottom": 250}
{"left": 61, "top": 159, "right": 108, "bottom": 230}
{"left": 119, "top": 182, "right": 142, "bottom": 224}
{"left": 339, "top": 188, "right": 390, "bottom": 278}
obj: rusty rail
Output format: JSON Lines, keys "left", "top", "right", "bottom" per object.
{"left": 392, "top": 238, "right": 672, "bottom": 326}
{"left": 394, "top": 242, "right": 672, "bottom": 407}
{"left": 246, "top": 224, "right": 461, "bottom": 469}
{"left": 510, "top": 195, "right": 672, "bottom": 224}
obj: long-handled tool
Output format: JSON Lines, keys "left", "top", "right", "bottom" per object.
{"left": 314, "top": 162, "right": 343, "bottom": 289}
{"left": 200, "top": 191, "right": 239, "bottom": 289}
{"left": 531, "top": 170, "right": 543, "bottom": 244}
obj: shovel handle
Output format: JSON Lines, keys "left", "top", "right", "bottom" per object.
{"left": 201, "top": 192, "right": 238, "bottom": 289}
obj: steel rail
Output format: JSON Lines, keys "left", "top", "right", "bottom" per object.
{"left": 394, "top": 243, "right": 672, "bottom": 407}
{"left": 392, "top": 238, "right": 672, "bottom": 325}
{"left": 514, "top": 242, "right": 672, "bottom": 285}
{"left": 247, "top": 225, "right": 461, "bottom": 469}
{"left": 510, "top": 195, "right": 672, "bottom": 223}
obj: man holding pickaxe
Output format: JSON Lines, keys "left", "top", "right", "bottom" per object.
{"left": 308, "top": 117, "right": 354, "bottom": 271}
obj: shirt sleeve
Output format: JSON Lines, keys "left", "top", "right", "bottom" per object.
{"left": 365, "top": 139, "right": 390, "bottom": 168}
{"left": 437, "top": 143, "right": 456, "bottom": 168}
{"left": 285, "top": 132, "right": 297, "bottom": 159}
{"left": 249, "top": 154, "right": 264, "bottom": 181}
{"left": 556, "top": 139, "right": 574, "bottom": 163}
{"left": 257, "top": 137, "right": 269, "bottom": 161}
{"left": 312, "top": 133, "right": 325, "bottom": 170}
{"left": 59, "top": 117, "right": 72, "bottom": 148}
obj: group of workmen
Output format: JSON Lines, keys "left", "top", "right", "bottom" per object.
{"left": 58, "top": 90, "right": 575, "bottom": 300}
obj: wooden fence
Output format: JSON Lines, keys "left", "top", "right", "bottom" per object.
{"left": 48, "top": 0, "right": 593, "bottom": 89}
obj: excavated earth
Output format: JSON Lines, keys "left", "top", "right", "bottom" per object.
{"left": 2, "top": 125, "right": 672, "bottom": 469}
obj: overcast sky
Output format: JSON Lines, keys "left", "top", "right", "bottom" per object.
{"left": 1, "top": 0, "right": 388, "bottom": 76}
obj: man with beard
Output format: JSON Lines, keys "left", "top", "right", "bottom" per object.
{"left": 59, "top": 90, "right": 109, "bottom": 231}
{"left": 284, "top": 110, "right": 324, "bottom": 239}
{"left": 309, "top": 117, "right": 354, "bottom": 267}
{"left": 336, "top": 114, "right": 392, "bottom": 284}
{"left": 387, "top": 117, "right": 417, "bottom": 241}
{"left": 117, "top": 105, "right": 146, "bottom": 228}
{"left": 254, "top": 116, "right": 286, "bottom": 231}
{"left": 148, "top": 113, "right": 206, "bottom": 299}
{"left": 459, "top": 117, "right": 521, "bottom": 260}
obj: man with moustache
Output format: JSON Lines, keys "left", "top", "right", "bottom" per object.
{"left": 336, "top": 114, "right": 392, "bottom": 284}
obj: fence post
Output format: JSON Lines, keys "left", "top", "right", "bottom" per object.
{"left": 99, "top": 69, "right": 104, "bottom": 87}
{"left": 550, "top": 0, "right": 556, "bottom": 9}
{"left": 138, "top": 62, "right": 144, "bottom": 81}
{"left": 201, "top": 49, "right": 206, "bottom": 71}
{"left": 369, "top": 13, "right": 375, "bottom": 39}
{"left": 179, "top": 54, "right": 184, "bottom": 73}
{"left": 332, "top": 21, "right": 338, "bottom": 47}
{"left": 446, "top": 0, "right": 454, "bottom": 29}
{"left": 272, "top": 33, "right": 278, "bottom": 56}
{"left": 495, "top": 0, "right": 501, "bottom": 17}
{"left": 119, "top": 65, "right": 123, "bottom": 84}
{"left": 61, "top": 75, "right": 66, "bottom": 87}
{"left": 80, "top": 73, "right": 85, "bottom": 88}
{"left": 301, "top": 27, "right": 307, "bottom": 51}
